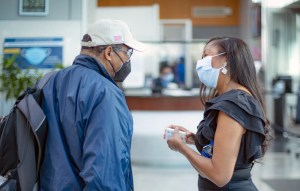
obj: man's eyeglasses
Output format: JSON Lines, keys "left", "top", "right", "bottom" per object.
{"left": 114, "top": 48, "right": 133, "bottom": 60}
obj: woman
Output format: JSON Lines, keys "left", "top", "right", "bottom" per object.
{"left": 166, "top": 37, "right": 271, "bottom": 191}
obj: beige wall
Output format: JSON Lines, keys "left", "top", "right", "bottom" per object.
{"left": 98, "top": 0, "right": 240, "bottom": 26}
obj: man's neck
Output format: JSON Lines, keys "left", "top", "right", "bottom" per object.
{"left": 80, "top": 49, "right": 97, "bottom": 59}
{"left": 80, "top": 49, "right": 114, "bottom": 77}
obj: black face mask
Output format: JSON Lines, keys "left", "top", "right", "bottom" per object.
{"left": 113, "top": 60, "right": 131, "bottom": 82}
{"left": 110, "top": 49, "right": 132, "bottom": 82}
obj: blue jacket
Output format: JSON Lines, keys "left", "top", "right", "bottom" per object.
{"left": 40, "top": 55, "right": 134, "bottom": 191}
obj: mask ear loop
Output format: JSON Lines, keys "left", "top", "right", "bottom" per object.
{"left": 111, "top": 49, "right": 125, "bottom": 73}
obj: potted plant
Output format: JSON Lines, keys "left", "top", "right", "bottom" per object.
{"left": 0, "top": 55, "right": 43, "bottom": 100}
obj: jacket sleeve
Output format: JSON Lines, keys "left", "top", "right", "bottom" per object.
{"left": 79, "top": 87, "right": 128, "bottom": 191}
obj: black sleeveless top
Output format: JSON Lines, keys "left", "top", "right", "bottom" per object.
{"left": 195, "top": 89, "right": 266, "bottom": 191}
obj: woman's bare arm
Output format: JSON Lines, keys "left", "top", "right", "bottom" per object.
{"left": 167, "top": 111, "right": 245, "bottom": 187}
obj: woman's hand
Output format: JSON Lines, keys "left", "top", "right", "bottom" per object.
{"left": 167, "top": 125, "right": 196, "bottom": 145}
{"left": 167, "top": 127, "right": 185, "bottom": 152}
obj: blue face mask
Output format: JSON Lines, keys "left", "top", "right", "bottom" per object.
{"left": 162, "top": 73, "right": 174, "bottom": 82}
{"left": 161, "top": 73, "right": 174, "bottom": 88}
{"left": 195, "top": 52, "right": 227, "bottom": 88}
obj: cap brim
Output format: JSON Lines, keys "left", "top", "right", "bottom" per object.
{"left": 125, "top": 39, "right": 146, "bottom": 52}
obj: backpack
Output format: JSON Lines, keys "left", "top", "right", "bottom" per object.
{"left": 0, "top": 71, "right": 57, "bottom": 191}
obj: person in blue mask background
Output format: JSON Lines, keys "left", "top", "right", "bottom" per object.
{"left": 165, "top": 37, "right": 271, "bottom": 191}
{"left": 40, "top": 19, "right": 145, "bottom": 191}
{"left": 151, "top": 64, "right": 177, "bottom": 94}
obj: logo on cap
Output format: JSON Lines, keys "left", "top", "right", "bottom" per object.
{"left": 114, "top": 35, "right": 123, "bottom": 43}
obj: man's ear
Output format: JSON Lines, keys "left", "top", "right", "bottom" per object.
{"left": 104, "top": 46, "right": 113, "bottom": 61}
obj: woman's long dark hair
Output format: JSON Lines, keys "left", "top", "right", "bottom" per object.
{"left": 199, "top": 36, "right": 271, "bottom": 156}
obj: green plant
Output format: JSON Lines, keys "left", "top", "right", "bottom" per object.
{"left": 0, "top": 55, "right": 43, "bottom": 100}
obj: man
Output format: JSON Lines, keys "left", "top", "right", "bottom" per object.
{"left": 40, "top": 19, "right": 145, "bottom": 190}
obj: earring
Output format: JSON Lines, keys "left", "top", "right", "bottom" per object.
{"left": 221, "top": 62, "right": 228, "bottom": 74}
{"left": 221, "top": 67, "right": 228, "bottom": 74}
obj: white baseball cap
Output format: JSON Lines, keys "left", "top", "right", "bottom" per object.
{"left": 81, "top": 19, "right": 145, "bottom": 51}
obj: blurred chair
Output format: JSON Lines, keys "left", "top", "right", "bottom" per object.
{"left": 284, "top": 90, "right": 300, "bottom": 158}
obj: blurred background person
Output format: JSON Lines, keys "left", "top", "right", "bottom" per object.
{"left": 151, "top": 63, "right": 178, "bottom": 94}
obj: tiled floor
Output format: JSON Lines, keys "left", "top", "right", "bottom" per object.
{"left": 132, "top": 136, "right": 300, "bottom": 191}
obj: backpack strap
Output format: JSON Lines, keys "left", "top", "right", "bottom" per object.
{"left": 17, "top": 94, "right": 45, "bottom": 132}
{"left": 15, "top": 71, "right": 58, "bottom": 191}
{"left": 36, "top": 70, "right": 58, "bottom": 89}
{"left": 17, "top": 70, "right": 58, "bottom": 132}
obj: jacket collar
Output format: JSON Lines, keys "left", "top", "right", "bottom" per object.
{"left": 72, "top": 54, "right": 117, "bottom": 85}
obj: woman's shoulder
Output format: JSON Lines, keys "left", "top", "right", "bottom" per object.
{"left": 210, "top": 89, "right": 253, "bottom": 103}
{"left": 205, "top": 89, "right": 265, "bottom": 133}
{"left": 207, "top": 89, "right": 262, "bottom": 116}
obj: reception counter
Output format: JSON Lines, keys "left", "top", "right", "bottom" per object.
{"left": 125, "top": 88, "right": 205, "bottom": 111}
{"left": 126, "top": 95, "right": 204, "bottom": 111}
